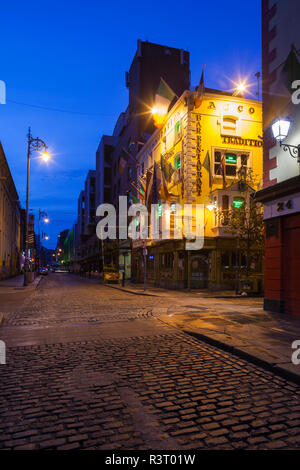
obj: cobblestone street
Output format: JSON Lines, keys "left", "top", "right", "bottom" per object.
{"left": 0, "top": 274, "right": 300, "bottom": 450}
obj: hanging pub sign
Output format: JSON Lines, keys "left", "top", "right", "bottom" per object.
{"left": 221, "top": 135, "right": 263, "bottom": 147}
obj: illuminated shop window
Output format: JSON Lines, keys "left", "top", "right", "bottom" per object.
{"left": 175, "top": 120, "right": 181, "bottom": 134}
{"left": 233, "top": 197, "right": 245, "bottom": 209}
{"left": 225, "top": 153, "right": 237, "bottom": 176}
{"left": 174, "top": 153, "right": 181, "bottom": 169}
{"left": 214, "top": 151, "right": 236, "bottom": 177}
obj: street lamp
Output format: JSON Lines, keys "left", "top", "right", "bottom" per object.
{"left": 271, "top": 118, "right": 300, "bottom": 163}
{"left": 24, "top": 127, "right": 50, "bottom": 286}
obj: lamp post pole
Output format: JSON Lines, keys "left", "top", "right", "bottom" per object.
{"left": 24, "top": 127, "right": 48, "bottom": 286}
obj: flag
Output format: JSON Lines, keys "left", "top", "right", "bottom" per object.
{"left": 194, "top": 65, "right": 205, "bottom": 108}
{"left": 152, "top": 78, "right": 177, "bottom": 127}
{"left": 216, "top": 155, "right": 226, "bottom": 188}
{"left": 151, "top": 162, "right": 159, "bottom": 205}
{"left": 203, "top": 151, "right": 212, "bottom": 187}
{"left": 138, "top": 176, "right": 146, "bottom": 197}
{"left": 145, "top": 169, "right": 153, "bottom": 208}
{"left": 130, "top": 181, "right": 145, "bottom": 200}
{"left": 154, "top": 78, "right": 177, "bottom": 110}
{"left": 128, "top": 191, "right": 139, "bottom": 204}
{"left": 160, "top": 154, "right": 174, "bottom": 183}
{"left": 157, "top": 161, "right": 177, "bottom": 202}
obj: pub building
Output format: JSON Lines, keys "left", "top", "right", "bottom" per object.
{"left": 131, "top": 88, "right": 263, "bottom": 291}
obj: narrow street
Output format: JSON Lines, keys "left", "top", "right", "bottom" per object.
{"left": 0, "top": 274, "right": 300, "bottom": 450}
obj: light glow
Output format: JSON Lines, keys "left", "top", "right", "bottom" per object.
{"left": 152, "top": 106, "right": 168, "bottom": 127}
{"left": 206, "top": 203, "right": 215, "bottom": 212}
{"left": 41, "top": 151, "right": 50, "bottom": 162}
{"left": 272, "top": 119, "right": 291, "bottom": 142}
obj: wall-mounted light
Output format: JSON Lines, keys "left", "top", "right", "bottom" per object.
{"left": 271, "top": 119, "right": 291, "bottom": 142}
{"left": 271, "top": 118, "right": 300, "bottom": 162}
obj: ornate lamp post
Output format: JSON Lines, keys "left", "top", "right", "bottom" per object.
{"left": 24, "top": 127, "right": 50, "bottom": 286}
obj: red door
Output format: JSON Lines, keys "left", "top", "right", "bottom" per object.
{"left": 283, "top": 214, "right": 300, "bottom": 316}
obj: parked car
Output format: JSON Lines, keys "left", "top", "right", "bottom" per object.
{"left": 39, "top": 267, "right": 49, "bottom": 276}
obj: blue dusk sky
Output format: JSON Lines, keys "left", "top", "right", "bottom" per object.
{"left": 0, "top": 0, "right": 261, "bottom": 248}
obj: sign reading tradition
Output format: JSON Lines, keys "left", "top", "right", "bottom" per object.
{"left": 221, "top": 135, "right": 263, "bottom": 147}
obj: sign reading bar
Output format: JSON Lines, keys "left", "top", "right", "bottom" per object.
{"left": 221, "top": 135, "right": 263, "bottom": 147}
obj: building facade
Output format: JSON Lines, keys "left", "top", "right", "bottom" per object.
{"left": 255, "top": 0, "right": 300, "bottom": 314}
{"left": 133, "top": 89, "right": 263, "bottom": 290}
{"left": 0, "top": 142, "right": 23, "bottom": 280}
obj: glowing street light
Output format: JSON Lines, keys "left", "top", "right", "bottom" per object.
{"left": 233, "top": 81, "right": 248, "bottom": 97}
{"left": 40, "top": 151, "right": 50, "bottom": 162}
{"left": 271, "top": 119, "right": 291, "bottom": 142}
{"left": 271, "top": 118, "right": 300, "bottom": 163}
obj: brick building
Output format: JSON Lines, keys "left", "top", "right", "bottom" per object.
{"left": 255, "top": 0, "right": 300, "bottom": 314}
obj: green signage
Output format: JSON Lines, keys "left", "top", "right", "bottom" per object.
{"left": 233, "top": 199, "right": 245, "bottom": 209}
{"left": 225, "top": 154, "right": 237, "bottom": 164}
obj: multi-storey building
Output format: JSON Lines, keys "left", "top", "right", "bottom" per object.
{"left": 95, "top": 136, "right": 116, "bottom": 209}
{"left": 93, "top": 40, "right": 190, "bottom": 278}
{"left": 133, "top": 88, "right": 263, "bottom": 290}
{"left": 0, "top": 142, "right": 22, "bottom": 279}
{"left": 255, "top": 0, "right": 300, "bottom": 315}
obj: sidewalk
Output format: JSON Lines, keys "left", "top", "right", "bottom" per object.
{"left": 0, "top": 274, "right": 42, "bottom": 325}
{"left": 158, "top": 302, "right": 300, "bottom": 385}
{"left": 0, "top": 274, "right": 41, "bottom": 290}
{"left": 105, "top": 281, "right": 244, "bottom": 298}
{"left": 105, "top": 281, "right": 300, "bottom": 384}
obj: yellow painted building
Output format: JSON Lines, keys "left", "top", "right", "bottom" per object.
{"left": 132, "top": 88, "right": 263, "bottom": 290}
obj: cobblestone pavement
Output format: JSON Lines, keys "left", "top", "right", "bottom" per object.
{"left": 0, "top": 274, "right": 300, "bottom": 450}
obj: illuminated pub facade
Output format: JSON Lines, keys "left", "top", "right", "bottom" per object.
{"left": 132, "top": 89, "right": 263, "bottom": 290}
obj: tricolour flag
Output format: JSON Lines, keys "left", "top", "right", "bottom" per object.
{"left": 130, "top": 182, "right": 145, "bottom": 200}
{"left": 154, "top": 78, "right": 177, "bottom": 111}
{"left": 203, "top": 151, "right": 212, "bottom": 187}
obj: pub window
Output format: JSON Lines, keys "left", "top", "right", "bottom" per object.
{"left": 175, "top": 120, "right": 181, "bottom": 134}
{"left": 174, "top": 153, "right": 181, "bottom": 169}
{"left": 214, "top": 151, "right": 222, "bottom": 174}
{"left": 214, "top": 151, "right": 237, "bottom": 177}
{"left": 221, "top": 252, "right": 230, "bottom": 268}
{"left": 222, "top": 195, "right": 229, "bottom": 225}
{"left": 222, "top": 195, "right": 229, "bottom": 211}
{"left": 161, "top": 252, "right": 174, "bottom": 269}
{"left": 225, "top": 153, "right": 237, "bottom": 176}
{"left": 240, "top": 154, "right": 248, "bottom": 166}
{"left": 233, "top": 197, "right": 245, "bottom": 209}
